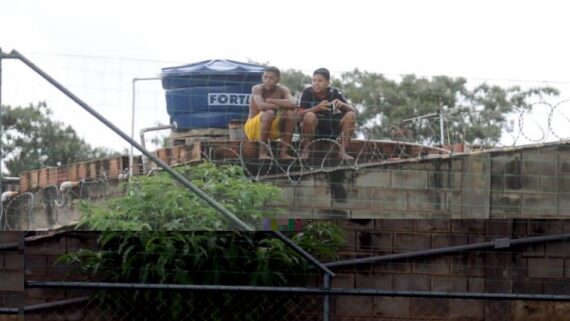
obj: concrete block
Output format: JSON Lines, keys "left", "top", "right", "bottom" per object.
{"left": 522, "top": 148, "right": 557, "bottom": 175}
{"left": 408, "top": 190, "right": 446, "bottom": 211}
{"left": 2, "top": 253, "right": 23, "bottom": 270}
{"left": 452, "top": 254, "right": 485, "bottom": 276}
{"left": 357, "top": 231, "right": 393, "bottom": 252}
{"left": 373, "top": 297, "right": 410, "bottom": 318}
{"left": 355, "top": 170, "right": 390, "bottom": 188}
{"left": 391, "top": 169, "right": 428, "bottom": 190}
{"left": 355, "top": 273, "right": 392, "bottom": 289}
{"left": 522, "top": 194, "right": 558, "bottom": 217}
{"left": 335, "top": 296, "right": 372, "bottom": 316}
{"left": 432, "top": 234, "right": 469, "bottom": 248}
{"left": 410, "top": 297, "right": 449, "bottom": 318}
{"left": 293, "top": 185, "right": 330, "bottom": 210}
{"left": 449, "top": 299, "right": 484, "bottom": 319}
{"left": 394, "top": 233, "right": 430, "bottom": 251}
{"left": 540, "top": 174, "right": 558, "bottom": 193}
{"left": 413, "top": 256, "right": 449, "bottom": 275}
{"left": 376, "top": 219, "right": 413, "bottom": 232}
{"left": 393, "top": 274, "right": 430, "bottom": 291}
{"left": 369, "top": 189, "right": 407, "bottom": 211}
{"left": 331, "top": 187, "right": 370, "bottom": 210}
{"left": 431, "top": 276, "right": 467, "bottom": 292}
{"left": 528, "top": 258, "right": 564, "bottom": 279}
{"left": 0, "top": 271, "right": 23, "bottom": 292}
{"left": 451, "top": 220, "right": 485, "bottom": 234}
{"left": 413, "top": 220, "right": 450, "bottom": 233}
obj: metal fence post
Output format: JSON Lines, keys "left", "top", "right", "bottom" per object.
{"left": 323, "top": 273, "right": 331, "bottom": 321}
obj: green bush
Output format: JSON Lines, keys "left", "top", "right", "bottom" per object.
{"left": 78, "top": 162, "right": 282, "bottom": 230}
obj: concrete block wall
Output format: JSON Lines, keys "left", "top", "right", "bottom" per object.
{"left": 271, "top": 142, "right": 570, "bottom": 219}
{"left": 330, "top": 219, "right": 570, "bottom": 321}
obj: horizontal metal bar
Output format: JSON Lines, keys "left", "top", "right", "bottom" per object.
{"left": 25, "top": 281, "right": 570, "bottom": 301}
{"left": 24, "top": 297, "right": 89, "bottom": 312}
{"left": 0, "top": 307, "right": 19, "bottom": 314}
{"left": 0, "top": 242, "right": 19, "bottom": 251}
{"left": 325, "top": 233, "right": 570, "bottom": 268}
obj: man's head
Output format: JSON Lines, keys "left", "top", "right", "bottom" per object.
{"left": 262, "top": 66, "right": 280, "bottom": 89}
{"left": 311, "top": 68, "right": 330, "bottom": 94}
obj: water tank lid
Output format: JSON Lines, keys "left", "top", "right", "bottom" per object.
{"left": 161, "top": 59, "right": 264, "bottom": 76}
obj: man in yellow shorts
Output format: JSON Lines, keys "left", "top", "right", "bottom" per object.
{"left": 244, "top": 66, "right": 297, "bottom": 159}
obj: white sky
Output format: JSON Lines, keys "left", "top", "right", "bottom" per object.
{"left": 2, "top": 0, "right": 570, "bottom": 153}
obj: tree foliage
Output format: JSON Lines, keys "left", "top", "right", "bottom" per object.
{"left": 279, "top": 69, "right": 559, "bottom": 146}
{"left": 1, "top": 102, "right": 116, "bottom": 175}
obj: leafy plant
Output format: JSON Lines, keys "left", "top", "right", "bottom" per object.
{"left": 60, "top": 223, "right": 344, "bottom": 321}
{"left": 78, "top": 162, "right": 282, "bottom": 230}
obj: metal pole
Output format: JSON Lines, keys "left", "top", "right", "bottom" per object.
{"left": 439, "top": 108, "right": 445, "bottom": 146}
{"left": 9, "top": 49, "right": 253, "bottom": 231}
{"left": 272, "top": 230, "right": 335, "bottom": 277}
{"left": 130, "top": 77, "right": 162, "bottom": 179}
{"left": 323, "top": 273, "right": 331, "bottom": 321}
{"left": 325, "top": 233, "right": 570, "bottom": 268}
{"left": 25, "top": 280, "right": 570, "bottom": 301}
{"left": 0, "top": 47, "right": 4, "bottom": 229}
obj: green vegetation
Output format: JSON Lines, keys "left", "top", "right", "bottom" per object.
{"left": 1, "top": 102, "right": 116, "bottom": 175}
{"left": 78, "top": 162, "right": 282, "bottom": 230}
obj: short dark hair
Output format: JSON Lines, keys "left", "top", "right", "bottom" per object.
{"left": 264, "top": 66, "right": 280, "bottom": 78}
{"left": 313, "top": 68, "right": 330, "bottom": 81}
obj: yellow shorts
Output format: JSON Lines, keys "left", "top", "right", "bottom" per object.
{"left": 244, "top": 112, "right": 280, "bottom": 141}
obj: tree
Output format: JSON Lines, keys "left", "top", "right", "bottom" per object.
{"left": 277, "top": 68, "right": 560, "bottom": 146}
{"left": 337, "top": 70, "right": 560, "bottom": 145}
{"left": 1, "top": 102, "right": 117, "bottom": 175}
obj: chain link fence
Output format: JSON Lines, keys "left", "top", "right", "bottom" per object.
{"left": 11, "top": 284, "right": 570, "bottom": 321}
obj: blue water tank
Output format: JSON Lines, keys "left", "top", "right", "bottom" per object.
{"left": 161, "top": 59, "right": 264, "bottom": 130}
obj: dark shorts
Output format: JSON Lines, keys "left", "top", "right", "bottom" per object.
{"left": 315, "top": 112, "right": 343, "bottom": 139}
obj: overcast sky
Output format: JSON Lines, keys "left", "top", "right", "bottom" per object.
{"left": 2, "top": 0, "right": 569, "bottom": 152}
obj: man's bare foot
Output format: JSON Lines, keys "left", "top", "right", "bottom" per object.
{"left": 300, "top": 148, "right": 311, "bottom": 160}
{"left": 337, "top": 152, "right": 354, "bottom": 160}
{"left": 259, "top": 153, "right": 272, "bottom": 160}
{"left": 279, "top": 153, "right": 296, "bottom": 160}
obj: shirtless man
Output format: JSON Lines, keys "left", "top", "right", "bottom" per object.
{"left": 244, "top": 66, "right": 297, "bottom": 159}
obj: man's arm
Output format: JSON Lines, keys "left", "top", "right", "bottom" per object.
{"left": 332, "top": 89, "right": 357, "bottom": 114}
{"left": 297, "top": 88, "right": 330, "bottom": 117}
{"left": 265, "top": 86, "right": 296, "bottom": 110}
{"left": 251, "top": 85, "right": 279, "bottom": 111}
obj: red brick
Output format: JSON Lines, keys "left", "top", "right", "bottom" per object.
{"left": 47, "top": 167, "right": 58, "bottom": 185}
{"left": 468, "top": 277, "right": 485, "bottom": 292}
{"left": 485, "top": 219, "right": 514, "bottom": 237}
{"left": 331, "top": 272, "right": 354, "bottom": 288}
{"left": 25, "top": 236, "right": 67, "bottom": 256}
